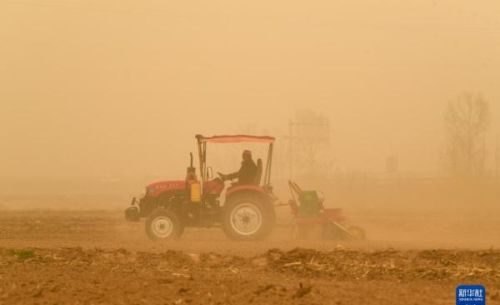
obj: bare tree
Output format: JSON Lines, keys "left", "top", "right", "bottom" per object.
{"left": 444, "top": 92, "right": 490, "bottom": 178}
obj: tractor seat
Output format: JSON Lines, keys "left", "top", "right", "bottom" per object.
{"left": 253, "top": 158, "right": 263, "bottom": 185}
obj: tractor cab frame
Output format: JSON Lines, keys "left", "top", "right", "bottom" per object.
{"left": 195, "top": 134, "right": 275, "bottom": 193}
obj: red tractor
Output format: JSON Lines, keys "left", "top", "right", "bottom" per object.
{"left": 125, "top": 134, "right": 277, "bottom": 241}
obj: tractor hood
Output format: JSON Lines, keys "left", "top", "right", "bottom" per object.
{"left": 146, "top": 180, "right": 186, "bottom": 197}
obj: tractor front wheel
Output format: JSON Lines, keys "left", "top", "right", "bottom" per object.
{"left": 145, "top": 208, "right": 183, "bottom": 240}
{"left": 222, "top": 195, "right": 274, "bottom": 241}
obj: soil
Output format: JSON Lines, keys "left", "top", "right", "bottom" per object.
{"left": 0, "top": 210, "right": 499, "bottom": 305}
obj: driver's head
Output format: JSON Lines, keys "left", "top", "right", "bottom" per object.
{"left": 242, "top": 150, "right": 252, "bottom": 161}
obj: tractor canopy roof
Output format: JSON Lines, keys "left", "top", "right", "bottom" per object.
{"left": 196, "top": 134, "right": 275, "bottom": 144}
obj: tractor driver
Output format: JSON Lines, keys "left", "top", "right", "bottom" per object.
{"left": 218, "top": 150, "right": 258, "bottom": 185}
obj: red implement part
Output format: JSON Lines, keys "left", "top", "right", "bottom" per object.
{"left": 323, "top": 208, "right": 346, "bottom": 222}
{"left": 294, "top": 209, "right": 346, "bottom": 224}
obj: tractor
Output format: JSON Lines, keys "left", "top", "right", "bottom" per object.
{"left": 125, "top": 134, "right": 277, "bottom": 241}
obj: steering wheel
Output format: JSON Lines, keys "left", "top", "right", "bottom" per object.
{"left": 217, "top": 172, "right": 226, "bottom": 181}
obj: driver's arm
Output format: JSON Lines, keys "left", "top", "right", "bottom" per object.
{"left": 220, "top": 164, "right": 244, "bottom": 181}
{"left": 224, "top": 171, "right": 239, "bottom": 180}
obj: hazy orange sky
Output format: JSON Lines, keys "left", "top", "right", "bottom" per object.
{"left": 1, "top": 0, "right": 499, "bottom": 179}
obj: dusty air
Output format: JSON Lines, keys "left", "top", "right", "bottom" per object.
{"left": 1, "top": 1, "right": 499, "bottom": 305}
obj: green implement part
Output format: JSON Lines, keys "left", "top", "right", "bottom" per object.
{"left": 298, "top": 191, "right": 322, "bottom": 217}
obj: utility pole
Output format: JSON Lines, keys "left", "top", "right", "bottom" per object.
{"left": 286, "top": 113, "right": 330, "bottom": 179}
{"left": 496, "top": 133, "right": 499, "bottom": 178}
{"left": 288, "top": 120, "right": 294, "bottom": 179}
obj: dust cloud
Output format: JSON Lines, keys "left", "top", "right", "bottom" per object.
{"left": 2, "top": 2, "right": 500, "bottom": 304}
{"left": 1, "top": 0, "right": 500, "bottom": 249}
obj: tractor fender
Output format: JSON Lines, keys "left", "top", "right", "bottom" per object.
{"left": 225, "top": 185, "right": 267, "bottom": 198}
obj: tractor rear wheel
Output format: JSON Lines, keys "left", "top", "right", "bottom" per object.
{"left": 222, "top": 195, "right": 274, "bottom": 241}
{"left": 145, "top": 208, "right": 183, "bottom": 240}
